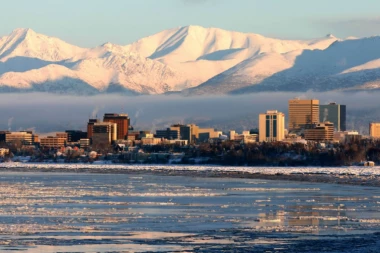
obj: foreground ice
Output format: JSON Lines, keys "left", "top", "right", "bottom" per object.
{"left": 2, "top": 162, "right": 380, "bottom": 177}
{"left": 0, "top": 172, "right": 379, "bottom": 252}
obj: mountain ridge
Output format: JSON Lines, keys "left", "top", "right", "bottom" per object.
{"left": 0, "top": 26, "right": 379, "bottom": 95}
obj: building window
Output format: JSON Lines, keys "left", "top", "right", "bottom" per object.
{"left": 273, "top": 120, "right": 277, "bottom": 138}
{"left": 266, "top": 120, "right": 270, "bottom": 138}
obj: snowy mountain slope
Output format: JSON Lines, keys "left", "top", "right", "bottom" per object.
{"left": 2, "top": 26, "right": 380, "bottom": 95}
{"left": 129, "top": 26, "right": 337, "bottom": 63}
{"left": 183, "top": 51, "right": 300, "bottom": 95}
{"left": 184, "top": 36, "right": 380, "bottom": 95}
{"left": 0, "top": 28, "right": 86, "bottom": 62}
{"left": 0, "top": 29, "right": 192, "bottom": 94}
{"left": 126, "top": 25, "right": 339, "bottom": 87}
{"left": 0, "top": 52, "right": 191, "bottom": 94}
{"left": 227, "top": 36, "right": 380, "bottom": 94}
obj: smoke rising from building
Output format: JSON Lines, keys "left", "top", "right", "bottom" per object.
{"left": 0, "top": 92, "right": 379, "bottom": 134}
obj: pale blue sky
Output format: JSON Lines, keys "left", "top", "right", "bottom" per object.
{"left": 1, "top": 0, "right": 380, "bottom": 47}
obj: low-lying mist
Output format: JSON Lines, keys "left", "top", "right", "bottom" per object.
{"left": 0, "top": 91, "right": 379, "bottom": 135}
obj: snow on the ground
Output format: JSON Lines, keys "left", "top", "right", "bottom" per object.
{"left": 1, "top": 162, "right": 380, "bottom": 177}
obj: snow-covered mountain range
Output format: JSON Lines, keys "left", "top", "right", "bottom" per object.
{"left": 0, "top": 26, "right": 379, "bottom": 95}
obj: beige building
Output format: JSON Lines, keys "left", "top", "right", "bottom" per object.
{"left": 5, "top": 131, "right": 34, "bottom": 145}
{"left": 141, "top": 137, "right": 162, "bottom": 145}
{"left": 259, "top": 110, "right": 285, "bottom": 142}
{"left": 55, "top": 132, "right": 68, "bottom": 140}
{"left": 288, "top": 98, "right": 319, "bottom": 131}
{"left": 230, "top": 130, "right": 258, "bottom": 143}
{"left": 92, "top": 122, "right": 117, "bottom": 148}
{"left": 163, "top": 139, "right": 189, "bottom": 146}
{"left": 79, "top": 139, "right": 90, "bottom": 149}
{"left": 40, "top": 136, "right": 66, "bottom": 148}
{"left": 170, "top": 124, "right": 221, "bottom": 143}
{"left": 334, "top": 131, "right": 362, "bottom": 143}
{"left": 198, "top": 128, "right": 222, "bottom": 143}
{"left": 370, "top": 123, "right": 380, "bottom": 138}
{"left": 304, "top": 122, "right": 334, "bottom": 141}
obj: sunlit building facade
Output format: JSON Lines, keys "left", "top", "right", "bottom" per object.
{"left": 370, "top": 122, "right": 380, "bottom": 138}
{"left": 259, "top": 110, "right": 285, "bottom": 142}
{"left": 288, "top": 98, "right": 319, "bottom": 131}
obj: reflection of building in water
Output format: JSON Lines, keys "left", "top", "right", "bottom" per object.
{"left": 287, "top": 204, "right": 347, "bottom": 227}
{"left": 257, "top": 211, "right": 285, "bottom": 225}
{"left": 287, "top": 210, "right": 320, "bottom": 226}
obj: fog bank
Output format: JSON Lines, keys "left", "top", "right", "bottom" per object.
{"left": 0, "top": 91, "right": 379, "bottom": 134}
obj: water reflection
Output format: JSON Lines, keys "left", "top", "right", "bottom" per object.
{"left": 0, "top": 172, "right": 379, "bottom": 252}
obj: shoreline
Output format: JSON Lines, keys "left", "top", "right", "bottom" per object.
{"left": 1, "top": 163, "right": 380, "bottom": 187}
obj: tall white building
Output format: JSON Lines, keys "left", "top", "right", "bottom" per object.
{"left": 259, "top": 110, "right": 285, "bottom": 142}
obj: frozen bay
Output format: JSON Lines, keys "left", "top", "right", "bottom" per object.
{"left": 0, "top": 171, "right": 379, "bottom": 252}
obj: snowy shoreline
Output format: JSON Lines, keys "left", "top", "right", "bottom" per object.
{"left": 1, "top": 162, "right": 380, "bottom": 187}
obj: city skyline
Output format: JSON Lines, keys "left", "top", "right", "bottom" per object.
{"left": 0, "top": 92, "right": 376, "bottom": 136}
{"left": 1, "top": 0, "right": 380, "bottom": 47}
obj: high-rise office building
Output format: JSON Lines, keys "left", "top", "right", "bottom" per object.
{"left": 288, "top": 98, "right": 319, "bottom": 131}
{"left": 319, "top": 103, "right": 346, "bottom": 131}
{"left": 370, "top": 123, "right": 380, "bottom": 138}
{"left": 259, "top": 110, "right": 285, "bottom": 142}
{"left": 92, "top": 122, "right": 117, "bottom": 148}
{"left": 103, "top": 113, "right": 130, "bottom": 140}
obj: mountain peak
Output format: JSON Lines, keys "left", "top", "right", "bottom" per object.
{"left": 10, "top": 28, "right": 35, "bottom": 37}
{"left": 185, "top": 25, "right": 205, "bottom": 30}
{"left": 325, "top": 33, "right": 336, "bottom": 39}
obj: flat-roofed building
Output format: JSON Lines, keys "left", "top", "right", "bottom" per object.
{"left": 155, "top": 128, "right": 180, "bottom": 140}
{"left": 170, "top": 124, "right": 192, "bottom": 143}
{"left": 169, "top": 124, "right": 221, "bottom": 144}
{"left": 141, "top": 137, "right": 162, "bottom": 145}
{"left": 197, "top": 128, "right": 222, "bottom": 142}
{"left": 139, "top": 131, "right": 152, "bottom": 139}
{"left": 40, "top": 136, "right": 66, "bottom": 148}
{"left": 5, "top": 131, "right": 34, "bottom": 145}
{"left": 79, "top": 139, "right": 90, "bottom": 149}
{"left": 370, "top": 123, "right": 380, "bottom": 139}
{"left": 289, "top": 98, "right": 319, "bottom": 131}
{"left": 55, "top": 132, "right": 68, "bottom": 140}
{"left": 259, "top": 110, "right": 285, "bottom": 142}
{"left": 334, "top": 131, "right": 362, "bottom": 143}
{"left": 66, "top": 130, "right": 87, "bottom": 142}
{"left": 87, "top": 119, "right": 100, "bottom": 139}
{"left": 162, "top": 139, "right": 188, "bottom": 146}
{"left": 304, "top": 122, "right": 334, "bottom": 141}
{"left": 92, "top": 122, "right": 117, "bottom": 148}
{"left": 103, "top": 113, "right": 130, "bottom": 140}
{"left": 320, "top": 103, "right": 346, "bottom": 131}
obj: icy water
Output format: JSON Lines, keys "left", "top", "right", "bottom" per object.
{"left": 0, "top": 172, "right": 379, "bottom": 252}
